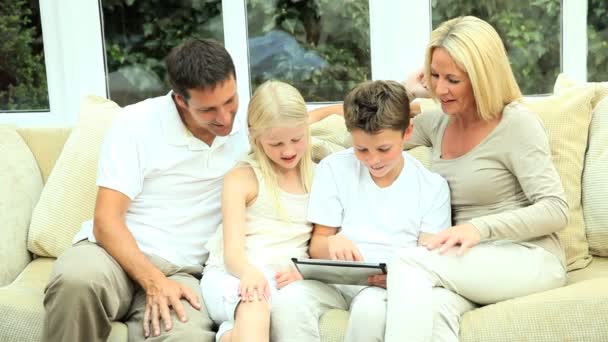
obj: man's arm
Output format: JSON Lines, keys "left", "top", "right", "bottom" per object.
{"left": 93, "top": 187, "right": 200, "bottom": 337}
{"left": 308, "top": 104, "right": 344, "bottom": 124}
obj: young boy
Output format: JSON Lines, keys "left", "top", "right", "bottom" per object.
{"left": 270, "top": 80, "right": 451, "bottom": 342}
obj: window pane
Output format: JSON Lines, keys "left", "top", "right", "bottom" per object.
{"left": 0, "top": 0, "right": 49, "bottom": 112}
{"left": 246, "top": 0, "right": 371, "bottom": 102}
{"left": 587, "top": 0, "right": 608, "bottom": 82}
{"left": 431, "top": 0, "right": 561, "bottom": 94}
{"left": 102, "top": 0, "right": 224, "bottom": 107}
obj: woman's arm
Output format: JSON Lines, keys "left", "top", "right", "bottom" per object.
{"left": 469, "top": 113, "right": 568, "bottom": 241}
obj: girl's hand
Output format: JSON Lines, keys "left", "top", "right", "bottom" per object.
{"left": 274, "top": 270, "right": 303, "bottom": 289}
{"left": 424, "top": 223, "right": 481, "bottom": 255}
{"left": 368, "top": 273, "right": 387, "bottom": 288}
{"left": 327, "top": 234, "right": 364, "bottom": 261}
{"left": 238, "top": 267, "right": 270, "bottom": 302}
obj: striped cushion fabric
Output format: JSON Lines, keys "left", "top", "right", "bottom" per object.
{"left": 583, "top": 96, "right": 608, "bottom": 256}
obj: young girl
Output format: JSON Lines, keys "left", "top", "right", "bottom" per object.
{"left": 201, "top": 80, "right": 314, "bottom": 342}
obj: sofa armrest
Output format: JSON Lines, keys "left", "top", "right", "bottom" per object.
{"left": 0, "top": 127, "right": 43, "bottom": 286}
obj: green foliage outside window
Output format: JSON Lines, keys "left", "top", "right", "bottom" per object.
{"left": 432, "top": 0, "right": 561, "bottom": 94}
{"left": 102, "top": 0, "right": 224, "bottom": 106}
{"left": 246, "top": 0, "right": 371, "bottom": 102}
{"left": 2, "top": 0, "right": 608, "bottom": 110}
{"left": 0, "top": 0, "right": 48, "bottom": 111}
{"left": 588, "top": 0, "right": 608, "bottom": 82}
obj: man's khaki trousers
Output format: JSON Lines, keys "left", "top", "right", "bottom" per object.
{"left": 42, "top": 241, "right": 215, "bottom": 342}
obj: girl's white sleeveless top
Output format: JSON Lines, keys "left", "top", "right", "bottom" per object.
{"left": 205, "top": 163, "right": 312, "bottom": 270}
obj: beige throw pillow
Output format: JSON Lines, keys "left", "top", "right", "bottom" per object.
{"left": 27, "top": 96, "right": 121, "bottom": 258}
{"left": 522, "top": 83, "right": 596, "bottom": 271}
{"left": 582, "top": 96, "right": 608, "bottom": 257}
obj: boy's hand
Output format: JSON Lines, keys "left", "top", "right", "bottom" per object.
{"left": 368, "top": 273, "right": 387, "bottom": 288}
{"left": 423, "top": 223, "right": 481, "bottom": 255}
{"left": 239, "top": 267, "right": 270, "bottom": 302}
{"left": 327, "top": 234, "right": 364, "bottom": 261}
{"left": 275, "top": 270, "right": 303, "bottom": 289}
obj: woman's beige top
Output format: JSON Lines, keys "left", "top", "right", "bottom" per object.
{"left": 205, "top": 162, "right": 312, "bottom": 270}
{"left": 406, "top": 102, "right": 569, "bottom": 266}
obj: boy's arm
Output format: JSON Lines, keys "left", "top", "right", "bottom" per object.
{"left": 419, "top": 177, "right": 452, "bottom": 236}
{"left": 310, "top": 224, "right": 363, "bottom": 261}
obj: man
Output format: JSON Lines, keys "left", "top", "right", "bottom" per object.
{"left": 42, "top": 38, "right": 250, "bottom": 342}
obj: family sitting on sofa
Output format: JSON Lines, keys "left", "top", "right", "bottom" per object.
{"left": 42, "top": 16, "right": 569, "bottom": 342}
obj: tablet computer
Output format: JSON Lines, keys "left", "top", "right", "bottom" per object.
{"left": 291, "top": 258, "right": 387, "bottom": 286}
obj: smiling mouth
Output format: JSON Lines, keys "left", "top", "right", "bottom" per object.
{"left": 370, "top": 165, "right": 384, "bottom": 171}
{"left": 281, "top": 155, "right": 297, "bottom": 162}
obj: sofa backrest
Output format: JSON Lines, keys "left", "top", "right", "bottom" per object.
{"left": 16, "top": 127, "right": 71, "bottom": 184}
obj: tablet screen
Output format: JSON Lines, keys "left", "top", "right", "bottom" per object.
{"left": 292, "top": 258, "right": 386, "bottom": 286}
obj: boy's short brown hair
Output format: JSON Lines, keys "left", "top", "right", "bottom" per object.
{"left": 343, "top": 80, "right": 410, "bottom": 134}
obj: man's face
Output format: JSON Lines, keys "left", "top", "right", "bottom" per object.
{"left": 174, "top": 76, "right": 239, "bottom": 143}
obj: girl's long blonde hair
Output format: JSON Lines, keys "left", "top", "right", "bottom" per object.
{"left": 247, "top": 80, "right": 313, "bottom": 217}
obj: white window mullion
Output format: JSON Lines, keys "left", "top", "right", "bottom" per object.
{"left": 562, "top": 0, "right": 588, "bottom": 83}
{"left": 222, "top": 0, "right": 251, "bottom": 108}
{"left": 369, "top": 0, "right": 431, "bottom": 82}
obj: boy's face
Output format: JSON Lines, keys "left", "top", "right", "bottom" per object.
{"left": 351, "top": 127, "right": 411, "bottom": 183}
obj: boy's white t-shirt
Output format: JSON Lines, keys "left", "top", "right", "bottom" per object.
{"left": 307, "top": 148, "right": 451, "bottom": 263}
{"left": 73, "top": 92, "right": 250, "bottom": 267}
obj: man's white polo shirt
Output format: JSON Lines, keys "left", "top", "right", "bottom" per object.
{"left": 73, "top": 92, "right": 250, "bottom": 267}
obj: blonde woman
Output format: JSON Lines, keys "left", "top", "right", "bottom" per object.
{"left": 201, "top": 80, "right": 314, "bottom": 342}
{"left": 386, "top": 16, "right": 568, "bottom": 341}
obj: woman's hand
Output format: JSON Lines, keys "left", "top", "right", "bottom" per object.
{"left": 275, "top": 270, "right": 303, "bottom": 289}
{"left": 368, "top": 273, "right": 387, "bottom": 288}
{"left": 424, "top": 223, "right": 481, "bottom": 255}
{"left": 239, "top": 267, "right": 270, "bottom": 302}
{"left": 327, "top": 234, "right": 364, "bottom": 261}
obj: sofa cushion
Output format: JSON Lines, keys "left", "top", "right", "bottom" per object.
{"left": 459, "top": 277, "right": 608, "bottom": 342}
{"left": 583, "top": 96, "right": 608, "bottom": 257}
{"left": 310, "top": 114, "right": 351, "bottom": 162}
{"left": 0, "top": 127, "right": 43, "bottom": 286}
{"left": 0, "top": 258, "right": 127, "bottom": 342}
{"left": 27, "top": 96, "right": 121, "bottom": 258}
{"left": 521, "top": 83, "right": 596, "bottom": 271}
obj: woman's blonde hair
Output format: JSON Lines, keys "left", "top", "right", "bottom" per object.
{"left": 247, "top": 80, "right": 313, "bottom": 216}
{"left": 424, "top": 16, "right": 522, "bottom": 121}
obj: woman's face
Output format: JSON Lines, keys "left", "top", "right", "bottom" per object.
{"left": 429, "top": 48, "right": 477, "bottom": 118}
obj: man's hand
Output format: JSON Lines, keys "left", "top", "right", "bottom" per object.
{"left": 368, "top": 273, "right": 387, "bottom": 288}
{"left": 143, "top": 276, "right": 201, "bottom": 338}
{"left": 239, "top": 266, "right": 270, "bottom": 302}
{"left": 275, "top": 270, "right": 303, "bottom": 289}
{"left": 424, "top": 223, "right": 481, "bottom": 255}
{"left": 327, "top": 234, "right": 364, "bottom": 261}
